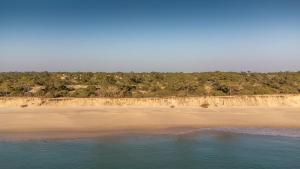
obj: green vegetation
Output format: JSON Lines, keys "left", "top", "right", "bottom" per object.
{"left": 0, "top": 72, "right": 299, "bottom": 98}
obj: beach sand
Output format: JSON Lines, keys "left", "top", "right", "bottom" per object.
{"left": 1, "top": 106, "right": 300, "bottom": 140}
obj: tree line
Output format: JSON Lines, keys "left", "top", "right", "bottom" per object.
{"left": 0, "top": 72, "right": 299, "bottom": 98}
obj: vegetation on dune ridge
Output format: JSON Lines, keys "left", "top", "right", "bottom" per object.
{"left": 0, "top": 72, "right": 299, "bottom": 98}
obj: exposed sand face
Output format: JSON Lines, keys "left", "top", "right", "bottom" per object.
{"left": 1, "top": 95, "right": 300, "bottom": 108}
{"left": 0, "top": 106, "right": 300, "bottom": 140}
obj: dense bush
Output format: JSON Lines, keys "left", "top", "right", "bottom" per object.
{"left": 0, "top": 72, "right": 299, "bottom": 98}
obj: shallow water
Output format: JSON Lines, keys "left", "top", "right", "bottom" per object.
{"left": 1, "top": 130, "right": 300, "bottom": 169}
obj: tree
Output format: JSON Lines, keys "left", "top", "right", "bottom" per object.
{"left": 0, "top": 82, "right": 11, "bottom": 96}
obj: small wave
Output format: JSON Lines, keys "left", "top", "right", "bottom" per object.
{"left": 201, "top": 128, "right": 300, "bottom": 138}
{"left": 169, "top": 128, "right": 300, "bottom": 138}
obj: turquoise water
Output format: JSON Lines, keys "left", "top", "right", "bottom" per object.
{"left": 1, "top": 130, "right": 300, "bottom": 169}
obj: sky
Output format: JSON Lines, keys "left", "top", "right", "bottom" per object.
{"left": 0, "top": 0, "right": 300, "bottom": 72}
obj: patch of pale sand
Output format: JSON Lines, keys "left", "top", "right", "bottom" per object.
{"left": 0, "top": 106, "right": 299, "bottom": 140}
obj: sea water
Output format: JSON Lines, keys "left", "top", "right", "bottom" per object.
{"left": 1, "top": 129, "right": 300, "bottom": 169}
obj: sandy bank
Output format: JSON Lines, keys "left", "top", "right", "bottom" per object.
{"left": 0, "top": 95, "right": 300, "bottom": 107}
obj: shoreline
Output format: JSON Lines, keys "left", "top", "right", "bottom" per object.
{"left": 2, "top": 126, "right": 300, "bottom": 141}
{"left": 1, "top": 106, "right": 300, "bottom": 140}
{"left": 0, "top": 95, "right": 299, "bottom": 140}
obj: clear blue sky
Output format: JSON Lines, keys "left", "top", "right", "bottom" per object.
{"left": 1, "top": 0, "right": 300, "bottom": 72}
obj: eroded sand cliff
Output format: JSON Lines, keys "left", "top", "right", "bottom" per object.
{"left": 0, "top": 95, "right": 299, "bottom": 107}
